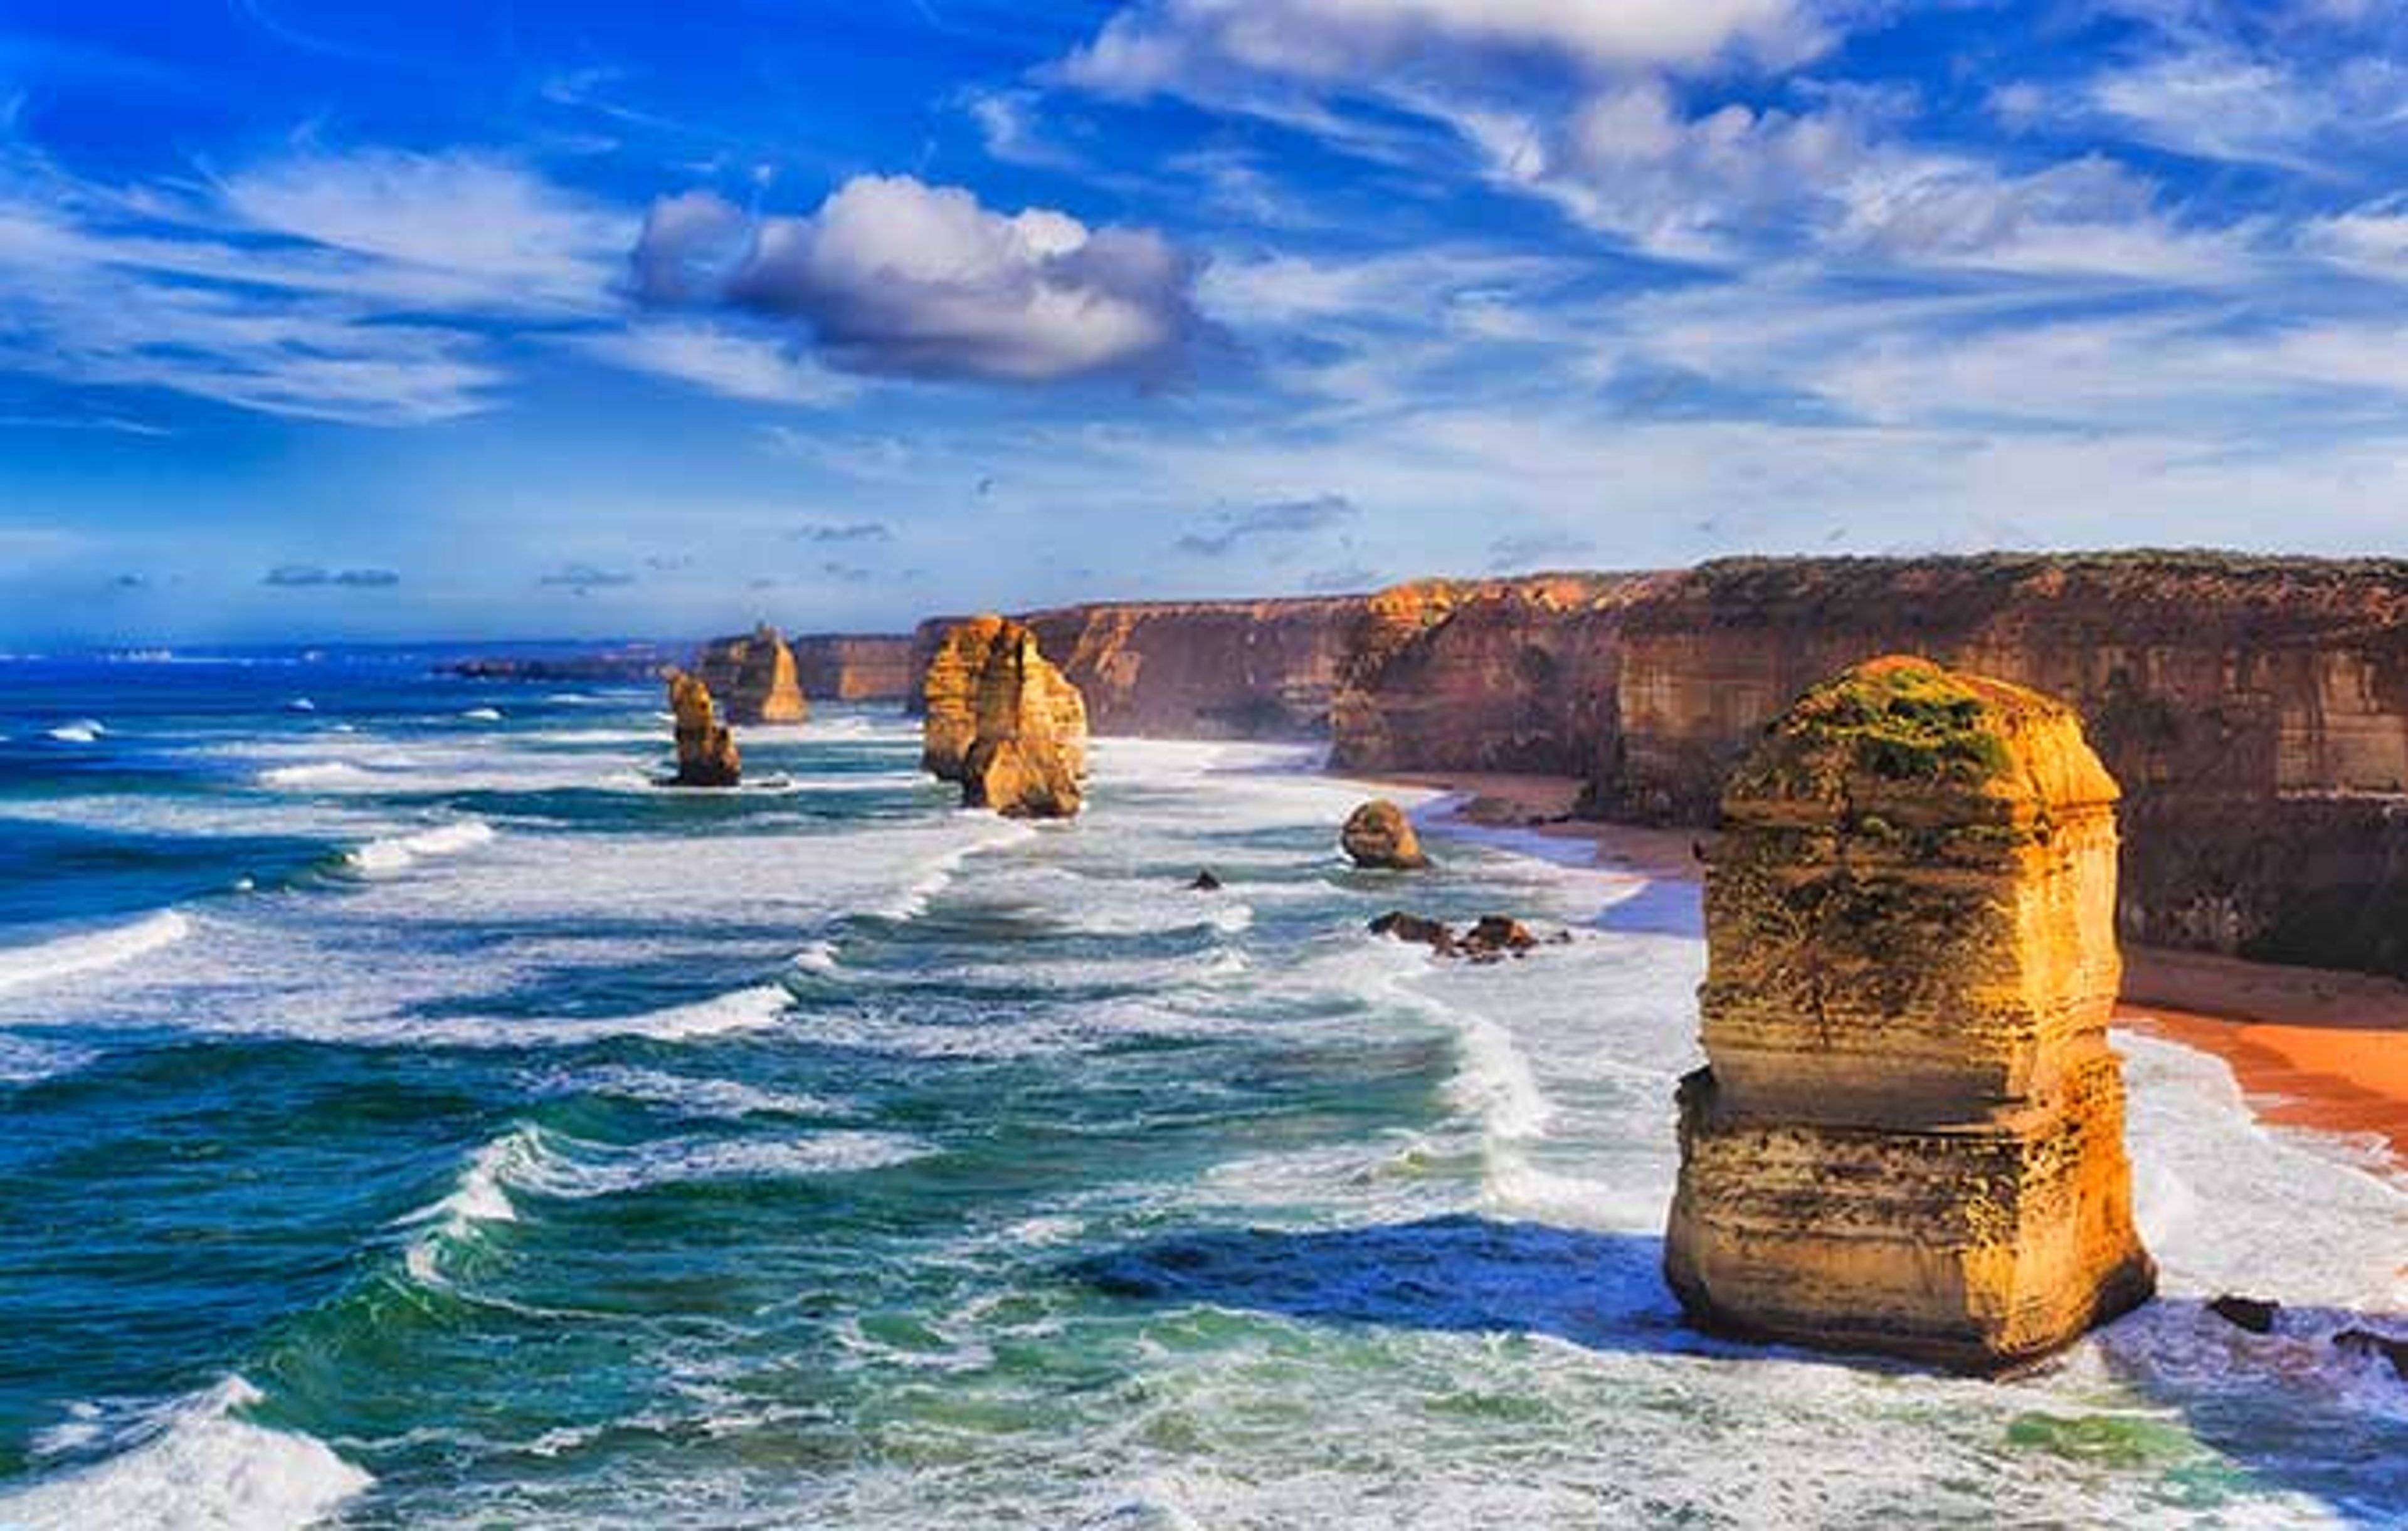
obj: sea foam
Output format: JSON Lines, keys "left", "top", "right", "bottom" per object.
{"left": 346, "top": 820, "right": 497, "bottom": 875}
{"left": 0, "top": 911, "right": 191, "bottom": 996}
{"left": 0, "top": 1377, "right": 371, "bottom": 1531}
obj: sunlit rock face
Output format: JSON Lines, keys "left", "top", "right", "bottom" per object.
{"left": 666, "top": 670, "right": 741, "bottom": 788}
{"left": 920, "top": 616, "right": 1089, "bottom": 818}
{"left": 1664, "top": 655, "right": 2156, "bottom": 1372}
{"left": 695, "top": 624, "right": 809, "bottom": 725}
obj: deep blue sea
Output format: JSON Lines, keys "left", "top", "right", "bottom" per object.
{"left": 0, "top": 652, "right": 2400, "bottom": 1529}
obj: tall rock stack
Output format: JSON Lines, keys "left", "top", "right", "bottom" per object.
{"left": 920, "top": 616, "right": 1090, "bottom": 818}
{"left": 695, "top": 624, "right": 809, "bottom": 725}
{"left": 665, "top": 670, "right": 741, "bottom": 787}
{"left": 1664, "top": 655, "right": 2155, "bottom": 1371}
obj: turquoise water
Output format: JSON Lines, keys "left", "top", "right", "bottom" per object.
{"left": 0, "top": 655, "right": 2400, "bottom": 1528}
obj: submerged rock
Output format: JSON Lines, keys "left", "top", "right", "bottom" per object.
{"left": 2335, "top": 1327, "right": 2408, "bottom": 1381}
{"left": 665, "top": 670, "right": 741, "bottom": 787}
{"left": 695, "top": 624, "right": 808, "bottom": 725}
{"left": 1190, "top": 870, "right": 1224, "bottom": 892}
{"left": 1664, "top": 655, "right": 2155, "bottom": 1372}
{"left": 920, "top": 616, "right": 1089, "bottom": 819}
{"left": 1461, "top": 915, "right": 1538, "bottom": 962}
{"left": 1370, "top": 910, "right": 1457, "bottom": 955}
{"left": 1368, "top": 910, "right": 1543, "bottom": 963}
{"left": 1341, "top": 799, "right": 1428, "bottom": 870}
{"left": 2209, "top": 1295, "right": 2280, "bottom": 1335}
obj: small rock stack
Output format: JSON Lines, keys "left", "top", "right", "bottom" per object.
{"left": 1341, "top": 799, "right": 1428, "bottom": 869}
{"left": 695, "top": 624, "right": 809, "bottom": 725}
{"left": 666, "top": 670, "right": 741, "bottom": 787}
{"left": 1665, "top": 655, "right": 2155, "bottom": 1371}
{"left": 920, "top": 616, "right": 1089, "bottom": 818}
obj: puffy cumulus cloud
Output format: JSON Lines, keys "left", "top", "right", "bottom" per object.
{"left": 263, "top": 564, "right": 401, "bottom": 588}
{"left": 1061, "top": 0, "right": 1827, "bottom": 94}
{"left": 631, "top": 175, "right": 1205, "bottom": 384}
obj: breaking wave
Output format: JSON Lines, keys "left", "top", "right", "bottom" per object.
{"left": 0, "top": 911, "right": 191, "bottom": 996}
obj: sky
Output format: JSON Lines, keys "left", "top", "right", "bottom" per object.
{"left": 4, "top": 0, "right": 2408, "bottom": 643}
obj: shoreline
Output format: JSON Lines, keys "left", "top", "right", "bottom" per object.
{"left": 1370, "top": 768, "right": 2408, "bottom": 1176}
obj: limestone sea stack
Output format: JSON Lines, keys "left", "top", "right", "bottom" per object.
{"left": 1341, "top": 799, "right": 1428, "bottom": 870}
{"left": 919, "top": 615, "right": 1089, "bottom": 818}
{"left": 695, "top": 624, "right": 808, "bottom": 725}
{"left": 666, "top": 670, "right": 741, "bottom": 787}
{"left": 1664, "top": 655, "right": 2155, "bottom": 1371}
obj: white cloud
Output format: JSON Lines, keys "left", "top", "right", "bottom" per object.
{"left": 575, "top": 322, "right": 853, "bottom": 406}
{"left": 211, "top": 148, "right": 629, "bottom": 313}
{"left": 1061, "top": 0, "right": 1829, "bottom": 95}
{"left": 636, "top": 174, "right": 1204, "bottom": 384}
{"left": 0, "top": 144, "right": 628, "bottom": 423}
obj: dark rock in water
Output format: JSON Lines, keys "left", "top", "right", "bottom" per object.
{"left": 1370, "top": 910, "right": 1456, "bottom": 955}
{"left": 1462, "top": 915, "right": 1538, "bottom": 962}
{"left": 2208, "top": 1295, "right": 2280, "bottom": 1334}
{"left": 2333, "top": 1327, "right": 2408, "bottom": 1380}
{"left": 665, "top": 669, "right": 741, "bottom": 788}
{"left": 1190, "top": 870, "right": 1223, "bottom": 892}
{"left": 1342, "top": 799, "right": 1428, "bottom": 870}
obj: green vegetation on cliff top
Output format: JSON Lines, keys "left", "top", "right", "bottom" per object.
{"left": 1743, "top": 658, "right": 2015, "bottom": 795}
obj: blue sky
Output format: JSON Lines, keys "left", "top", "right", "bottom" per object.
{"left": 4, "top": 1, "right": 2407, "bottom": 643}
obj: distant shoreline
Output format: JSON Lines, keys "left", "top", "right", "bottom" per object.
{"left": 1370, "top": 767, "right": 2408, "bottom": 1179}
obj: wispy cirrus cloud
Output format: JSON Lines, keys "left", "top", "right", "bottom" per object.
{"left": 0, "top": 144, "right": 628, "bottom": 423}
{"left": 262, "top": 564, "right": 400, "bottom": 588}
{"left": 1176, "top": 492, "right": 1356, "bottom": 555}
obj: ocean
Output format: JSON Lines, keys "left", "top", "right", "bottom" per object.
{"left": 0, "top": 653, "right": 2400, "bottom": 1529}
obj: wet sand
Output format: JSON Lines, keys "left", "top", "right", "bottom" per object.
{"left": 1383, "top": 769, "right": 2408, "bottom": 1172}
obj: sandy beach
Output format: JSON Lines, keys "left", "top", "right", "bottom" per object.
{"left": 1398, "top": 769, "right": 2408, "bottom": 1174}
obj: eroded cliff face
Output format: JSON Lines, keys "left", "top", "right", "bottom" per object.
{"left": 911, "top": 597, "right": 1370, "bottom": 737}
{"left": 694, "top": 625, "right": 808, "bottom": 725}
{"left": 1328, "top": 573, "right": 1662, "bottom": 776}
{"left": 1664, "top": 656, "right": 2155, "bottom": 1371}
{"left": 1593, "top": 555, "right": 2408, "bottom": 976}
{"left": 920, "top": 616, "right": 1090, "bottom": 818}
{"left": 789, "top": 634, "right": 914, "bottom": 702}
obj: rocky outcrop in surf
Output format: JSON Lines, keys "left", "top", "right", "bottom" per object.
{"left": 695, "top": 624, "right": 808, "bottom": 725}
{"left": 1341, "top": 799, "right": 1427, "bottom": 870}
{"left": 1664, "top": 656, "right": 2155, "bottom": 1371}
{"left": 666, "top": 670, "right": 741, "bottom": 787}
{"left": 919, "top": 616, "right": 1089, "bottom": 818}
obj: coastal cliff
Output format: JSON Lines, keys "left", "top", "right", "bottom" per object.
{"left": 880, "top": 552, "right": 2408, "bottom": 979}
{"left": 1593, "top": 555, "right": 2408, "bottom": 976}
{"left": 1664, "top": 657, "right": 2154, "bottom": 1369}
{"left": 910, "top": 596, "right": 1369, "bottom": 737}
{"left": 790, "top": 634, "right": 915, "bottom": 702}
{"left": 1328, "top": 573, "right": 1661, "bottom": 776}
{"left": 694, "top": 625, "right": 808, "bottom": 725}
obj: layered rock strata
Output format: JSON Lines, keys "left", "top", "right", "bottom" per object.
{"left": 789, "top": 634, "right": 915, "bottom": 702}
{"left": 666, "top": 670, "right": 741, "bottom": 787}
{"left": 920, "top": 616, "right": 1090, "bottom": 818}
{"left": 1664, "top": 656, "right": 2155, "bottom": 1371}
{"left": 911, "top": 596, "right": 1370, "bottom": 736}
{"left": 694, "top": 624, "right": 808, "bottom": 725}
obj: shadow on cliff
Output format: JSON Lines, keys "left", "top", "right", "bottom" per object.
{"left": 2089, "top": 1296, "right": 2408, "bottom": 1525}
{"left": 1072, "top": 1214, "right": 1711, "bottom": 1356}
